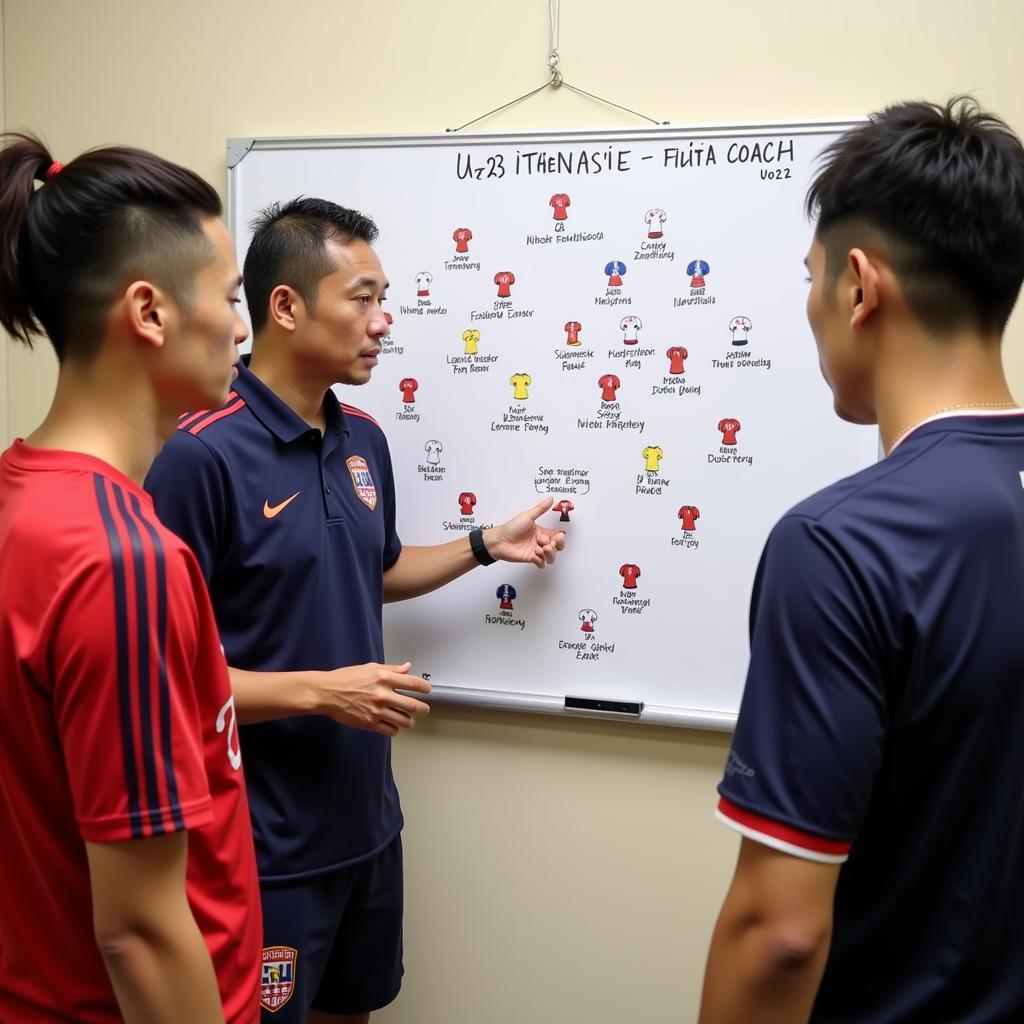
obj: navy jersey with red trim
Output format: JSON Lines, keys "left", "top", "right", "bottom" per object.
{"left": 145, "top": 360, "right": 404, "bottom": 880}
{"left": 0, "top": 442, "right": 260, "bottom": 1023}
{"left": 718, "top": 413, "right": 1024, "bottom": 1021}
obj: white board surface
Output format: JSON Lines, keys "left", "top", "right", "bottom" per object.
{"left": 228, "top": 122, "right": 878, "bottom": 728}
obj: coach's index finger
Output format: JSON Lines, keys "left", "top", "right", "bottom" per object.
{"left": 388, "top": 669, "right": 431, "bottom": 695}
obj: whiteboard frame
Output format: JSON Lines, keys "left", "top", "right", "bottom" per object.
{"left": 226, "top": 117, "right": 868, "bottom": 732}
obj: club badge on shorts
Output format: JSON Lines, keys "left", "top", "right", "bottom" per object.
{"left": 260, "top": 945, "right": 297, "bottom": 1013}
{"left": 347, "top": 455, "right": 378, "bottom": 510}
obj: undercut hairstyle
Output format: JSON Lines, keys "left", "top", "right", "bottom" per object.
{"left": 806, "top": 97, "right": 1024, "bottom": 336}
{"left": 0, "top": 133, "right": 221, "bottom": 362}
{"left": 243, "top": 197, "right": 379, "bottom": 335}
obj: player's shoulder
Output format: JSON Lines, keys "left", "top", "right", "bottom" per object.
{"left": 3, "top": 466, "right": 115, "bottom": 569}
{"left": 780, "top": 456, "right": 890, "bottom": 528}
{"left": 23, "top": 471, "right": 198, "bottom": 584}
{"left": 772, "top": 445, "right": 948, "bottom": 565}
{"left": 784, "top": 427, "right": 964, "bottom": 528}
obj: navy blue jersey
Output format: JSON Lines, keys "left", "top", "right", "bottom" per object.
{"left": 718, "top": 412, "right": 1024, "bottom": 1022}
{"left": 146, "top": 360, "right": 403, "bottom": 880}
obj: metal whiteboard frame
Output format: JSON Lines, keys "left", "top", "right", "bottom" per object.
{"left": 226, "top": 117, "right": 867, "bottom": 732}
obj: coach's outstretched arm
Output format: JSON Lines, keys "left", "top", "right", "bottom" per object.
{"left": 382, "top": 496, "right": 566, "bottom": 603}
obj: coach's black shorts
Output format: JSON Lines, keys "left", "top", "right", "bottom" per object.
{"left": 259, "top": 834, "right": 403, "bottom": 1020}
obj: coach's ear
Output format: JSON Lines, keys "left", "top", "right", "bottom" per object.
{"left": 268, "top": 285, "right": 301, "bottom": 333}
{"left": 847, "top": 248, "right": 880, "bottom": 330}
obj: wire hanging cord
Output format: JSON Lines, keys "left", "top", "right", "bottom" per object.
{"left": 445, "top": 0, "right": 667, "bottom": 133}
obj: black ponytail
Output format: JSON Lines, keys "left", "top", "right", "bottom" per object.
{"left": 0, "top": 134, "right": 55, "bottom": 345}
{"left": 0, "top": 133, "right": 222, "bottom": 361}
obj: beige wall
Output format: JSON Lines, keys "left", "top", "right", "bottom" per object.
{"left": 4, "top": 2, "right": 1023, "bottom": 1020}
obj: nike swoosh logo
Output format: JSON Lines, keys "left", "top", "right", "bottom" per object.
{"left": 263, "top": 491, "right": 301, "bottom": 519}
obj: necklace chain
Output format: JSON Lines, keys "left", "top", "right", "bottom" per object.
{"left": 889, "top": 402, "right": 1018, "bottom": 451}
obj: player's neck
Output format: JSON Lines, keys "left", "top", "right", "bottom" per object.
{"left": 25, "top": 357, "right": 169, "bottom": 484}
{"left": 248, "top": 342, "right": 328, "bottom": 433}
{"left": 875, "top": 326, "right": 1014, "bottom": 452}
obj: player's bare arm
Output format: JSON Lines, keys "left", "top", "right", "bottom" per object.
{"left": 229, "top": 664, "right": 431, "bottom": 735}
{"left": 382, "top": 496, "right": 566, "bottom": 603}
{"left": 86, "top": 833, "right": 224, "bottom": 1024}
{"left": 698, "top": 839, "right": 839, "bottom": 1024}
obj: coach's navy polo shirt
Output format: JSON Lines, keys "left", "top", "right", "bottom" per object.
{"left": 718, "top": 412, "right": 1024, "bottom": 1021}
{"left": 146, "top": 359, "right": 403, "bottom": 880}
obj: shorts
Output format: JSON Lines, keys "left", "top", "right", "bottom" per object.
{"left": 259, "top": 834, "right": 404, "bottom": 1020}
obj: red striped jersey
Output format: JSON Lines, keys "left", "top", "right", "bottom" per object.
{"left": 0, "top": 441, "right": 260, "bottom": 1023}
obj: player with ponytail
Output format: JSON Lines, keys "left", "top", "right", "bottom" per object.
{"left": 0, "top": 135, "right": 261, "bottom": 1023}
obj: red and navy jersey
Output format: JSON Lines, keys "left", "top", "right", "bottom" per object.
{"left": 718, "top": 412, "right": 1024, "bottom": 1020}
{"left": 146, "top": 360, "right": 403, "bottom": 880}
{"left": 0, "top": 442, "right": 260, "bottom": 1023}
{"left": 604, "top": 261, "right": 626, "bottom": 286}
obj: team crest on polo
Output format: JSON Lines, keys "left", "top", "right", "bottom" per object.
{"left": 347, "top": 455, "right": 378, "bottom": 510}
{"left": 260, "top": 946, "right": 297, "bottom": 1013}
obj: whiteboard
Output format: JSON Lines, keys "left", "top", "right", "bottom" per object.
{"left": 228, "top": 121, "right": 877, "bottom": 729}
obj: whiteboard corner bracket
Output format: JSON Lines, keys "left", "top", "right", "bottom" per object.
{"left": 227, "top": 138, "right": 255, "bottom": 170}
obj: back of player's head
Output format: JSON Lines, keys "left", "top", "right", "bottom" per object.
{"left": 244, "top": 196, "right": 379, "bottom": 334}
{"left": 0, "top": 133, "right": 222, "bottom": 363}
{"left": 806, "top": 97, "right": 1024, "bottom": 336}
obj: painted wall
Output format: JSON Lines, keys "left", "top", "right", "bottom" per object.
{"left": 4, "top": 2, "right": 1022, "bottom": 1019}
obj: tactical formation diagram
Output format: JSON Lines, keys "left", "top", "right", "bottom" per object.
{"left": 230, "top": 123, "right": 878, "bottom": 722}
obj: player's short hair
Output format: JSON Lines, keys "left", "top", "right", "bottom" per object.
{"left": 806, "top": 97, "right": 1024, "bottom": 335}
{"left": 0, "top": 133, "right": 221, "bottom": 362}
{"left": 243, "top": 197, "right": 379, "bottom": 335}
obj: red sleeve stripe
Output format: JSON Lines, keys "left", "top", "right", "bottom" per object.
{"left": 187, "top": 395, "right": 246, "bottom": 436}
{"left": 339, "top": 402, "right": 381, "bottom": 428}
{"left": 93, "top": 475, "right": 187, "bottom": 838}
{"left": 715, "top": 797, "right": 851, "bottom": 864}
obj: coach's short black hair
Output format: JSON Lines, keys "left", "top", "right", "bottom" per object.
{"left": 806, "top": 97, "right": 1024, "bottom": 335}
{"left": 243, "top": 197, "right": 378, "bottom": 334}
